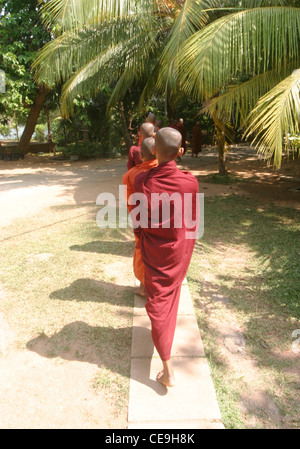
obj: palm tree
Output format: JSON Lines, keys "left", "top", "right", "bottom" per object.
{"left": 33, "top": 1, "right": 215, "bottom": 148}
{"left": 158, "top": 0, "right": 300, "bottom": 171}
{"left": 34, "top": 1, "right": 300, "bottom": 172}
{"left": 32, "top": 1, "right": 186, "bottom": 150}
{"left": 33, "top": 1, "right": 179, "bottom": 116}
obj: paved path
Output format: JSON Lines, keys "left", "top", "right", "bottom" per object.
{"left": 128, "top": 279, "right": 224, "bottom": 429}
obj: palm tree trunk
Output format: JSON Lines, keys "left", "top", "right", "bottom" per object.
{"left": 216, "top": 126, "right": 227, "bottom": 175}
{"left": 18, "top": 85, "right": 49, "bottom": 154}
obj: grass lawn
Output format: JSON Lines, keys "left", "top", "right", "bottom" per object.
{"left": 0, "top": 203, "right": 135, "bottom": 423}
{"left": 0, "top": 191, "right": 299, "bottom": 428}
{"left": 188, "top": 194, "right": 300, "bottom": 428}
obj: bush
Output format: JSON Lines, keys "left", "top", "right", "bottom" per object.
{"left": 286, "top": 134, "right": 300, "bottom": 153}
{"left": 33, "top": 124, "right": 47, "bottom": 142}
{"left": 58, "top": 142, "right": 121, "bottom": 160}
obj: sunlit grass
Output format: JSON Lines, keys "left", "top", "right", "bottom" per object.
{"left": 0, "top": 203, "right": 135, "bottom": 422}
{"left": 188, "top": 194, "right": 300, "bottom": 428}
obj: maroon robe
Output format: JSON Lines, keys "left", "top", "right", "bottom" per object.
{"left": 192, "top": 125, "right": 202, "bottom": 155}
{"left": 132, "top": 161, "right": 199, "bottom": 361}
{"left": 127, "top": 145, "right": 142, "bottom": 170}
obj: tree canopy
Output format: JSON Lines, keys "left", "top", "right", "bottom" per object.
{"left": 0, "top": 0, "right": 51, "bottom": 126}
{"left": 162, "top": 0, "right": 300, "bottom": 167}
{"left": 1, "top": 0, "right": 299, "bottom": 167}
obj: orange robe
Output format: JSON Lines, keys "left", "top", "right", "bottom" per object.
{"left": 122, "top": 159, "right": 159, "bottom": 284}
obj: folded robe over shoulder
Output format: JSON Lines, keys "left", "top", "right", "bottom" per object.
{"left": 122, "top": 159, "right": 158, "bottom": 205}
{"left": 127, "top": 145, "right": 142, "bottom": 170}
{"left": 132, "top": 161, "right": 199, "bottom": 361}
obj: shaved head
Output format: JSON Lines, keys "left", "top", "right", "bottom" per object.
{"left": 155, "top": 127, "right": 182, "bottom": 160}
{"left": 146, "top": 112, "right": 156, "bottom": 123}
{"left": 141, "top": 137, "right": 155, "bottom": 161}
{"left": 140, "top": 122, "right": 154, "bottom": 139}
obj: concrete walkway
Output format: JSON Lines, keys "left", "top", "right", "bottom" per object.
{"left": 128, "top": 278, "right": 224, "bottom": 429}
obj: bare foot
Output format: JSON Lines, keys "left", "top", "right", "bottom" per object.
{"left": 156, "top": 370, "right": 176, "bottom": 387}
{"left": 134, "top": 284, "right": 146, "bottom": 296}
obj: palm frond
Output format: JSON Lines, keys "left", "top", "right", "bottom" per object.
{"left": 201, "top": 68, "right": 290, "bottom": 126}
{"left": 222, "top": 0, "right": 295, "bottom": 7}
{"left": 58, "top": 28, "right": 158, "bottom": 117}
{"left": 33, "top": 29, "right": 101, "bottom": 86}
{"left": 39, "top": 0, "right": 174, "bottom": 32}
{"left": 174, "top": 6, "right": 300, "bottom": 100}
{"left": 244, "top": 68, "right": 300, "bottom": 167}
{"left": 156, "top": 0, "right": 215, "bottom": 92}
{"left": 33, "top": 12, "right": 159, "bottom": 83}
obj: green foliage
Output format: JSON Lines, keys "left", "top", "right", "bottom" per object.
{"left": 245, "top": 70, "right": 300, "bottom": 166}
{"left": 162, "top": 1, "right": 300, "bottom": 167}
{"left": 33, "top": 1, "right": 177, "bottom": 118}
{"left": 51, "top": 87, "right": 125, "bottom": 157}
{"left": 207, "top": 173, "right": 243, "bottom": 184}
{"left": 0, "top": 0, "right": 51, "bottom": 125}
{"left": 172, "top": 98, "right": 215, "bottom": 140}
{"left": 286, "top": 133, "right": 300, "bottom": 152}
{"left": 33, "top": 123, "right": 47, "bottom": 142}
{"left": 0, "top": 123, "right": 10, "bottom": 137}
{"left": 58, "top": 141, "right": 122, "bottom": 160}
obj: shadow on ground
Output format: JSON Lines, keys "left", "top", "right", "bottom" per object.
{"left": 26, "top": 321, "right": 166, "bottom": 396}
{"left": 49, "top": 278, "right": 133, "bottom": 306}
{"left": 187, "top": 194, "right": 300, "bottom": 428}
{"left": 70, "top": 240, "right": 134, "bottom": 258}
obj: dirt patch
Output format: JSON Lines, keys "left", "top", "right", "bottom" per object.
{"left": 181, "top": 145, "right": 300, "bottom": 209}
{"left": 0, "top": 349, "right": 126, "bottom": 429}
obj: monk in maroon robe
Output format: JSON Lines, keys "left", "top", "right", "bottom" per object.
{"left": 192, "top": 121, "right": 202, "bottom": 157}
{"left": 127, "top": 123, "right": 154, "bottom": 170}
{"left": 176, "top": 118, "right": 187, "bottom": 153}
{"left": 131, "top": 127, "right": 199, "bottom": 387}
{"left": 137, "top": 112, "right": 156, "bottom": 146}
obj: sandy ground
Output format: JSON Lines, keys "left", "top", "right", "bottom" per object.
{"left": 1, "top": 146, "right": 299, "bottom": 228}
{"left": 0, "top": 146, "right": 299, "bottom": 429}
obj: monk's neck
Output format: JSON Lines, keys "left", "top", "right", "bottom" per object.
{"left": 157, "top": 158, "right": 176, "bottom": 165}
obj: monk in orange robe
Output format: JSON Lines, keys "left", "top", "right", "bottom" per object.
{"left": 131, "top": 128, "right": 199, "bottom": 387}
{"left": 123, "top": 137, "right": 158, "bottom": 296}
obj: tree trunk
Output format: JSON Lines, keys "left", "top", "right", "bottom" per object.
{"left": 119, "top": 100, "right": 132, "bottom": 151}
{"left": 46, "top": 105, "right": 51, "bottom": 142}
{"left": 82, "top": 128, "right": 89, "bottom": 142}
{"left": 46, "top": 104, "right": 56, "bottom": 154}
{"left": 216, "top": 126, "right": 227, "bottom": 175}
{"left": 212, "top": 113, "right": 228, "bottom": 176}
{"left": 18, "top": 85, "right": 49, "bottom": 154}
{"left": 165, "top": 90, "right": 175, "bottom": 123}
